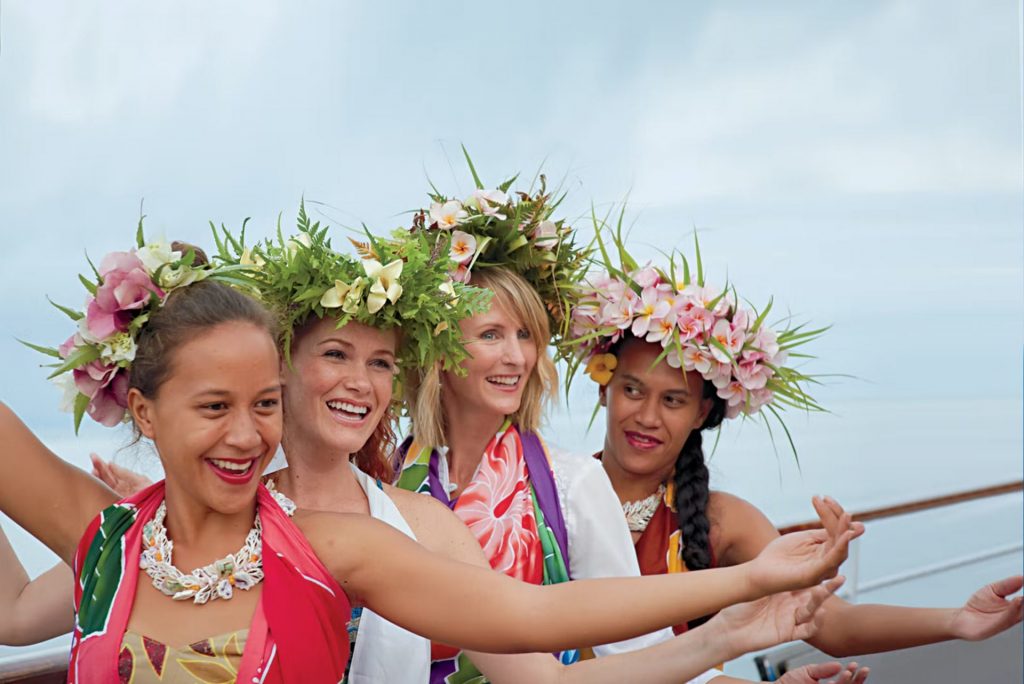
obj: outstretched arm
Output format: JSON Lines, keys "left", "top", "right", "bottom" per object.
{"left": 0, "top": 403, "right": 117, "bottom": 563}
{"left": 715, "top": 492, "right": 1023, "bottom": 656}
{"left": 0, "top": 526, "right": 75, "bottom": 645}
{"left": 297, "top": 499, "right": 859, "bottom": 656}
{"left": 401, "top": 489, "right": 845, "bottom": 683}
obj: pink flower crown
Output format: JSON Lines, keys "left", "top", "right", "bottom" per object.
{"left": 23, "top": 222, "right": 252, "bottom": 431}
{"left": 567, "top": 229, "right": 825, "bottom": 426}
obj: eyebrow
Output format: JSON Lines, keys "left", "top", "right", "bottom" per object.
{"left": 621, "top": 373, "right": 691, "bottom": 396}
{"left": 318, "top": 337, "right": 396, "bottom": 359}
{"left": 192, "top": 384, "right": 282, "bottom": 398}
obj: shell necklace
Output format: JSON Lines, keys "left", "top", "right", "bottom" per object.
{"left": 139, "top": 485, "right": 297, "bottom": 605}
{"left": 622, "top": 484, "right": 666, "bottom": 533}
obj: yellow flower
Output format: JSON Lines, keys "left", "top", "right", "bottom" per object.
{"left": 364, "top": 259, "right": 403, "bottom": 313}
{"left": 438, "top": 280, "right": 459, "bottom": 308}
{"left": 320, "top": 279, "right": 353, "bottom": 309}
{"left": 240, "top": 248, "right": 265, "bottom": 268}
{"left": 320, "top": 277, "right": 368, "bottom": 314}
{"left": 585, "top": 353, "right": 618, "bottom": 386}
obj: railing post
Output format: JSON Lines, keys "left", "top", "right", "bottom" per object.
{"left": 845, "top": 536, "right": 861, "bottom": 604}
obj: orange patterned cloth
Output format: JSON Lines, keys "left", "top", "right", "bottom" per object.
{"left": 633, "top": 481, "right": 716, "bottom": 635}
{"left": 117, "top": 630, "right": 247, "bottom": 683}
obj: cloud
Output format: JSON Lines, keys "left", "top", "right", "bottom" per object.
{"left": 620, "top": 0, "right": 1022, "bottom": 204}
{"left": 7, "top": 3, "right": 279, "bottom": 125}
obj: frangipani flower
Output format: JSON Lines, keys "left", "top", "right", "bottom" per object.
{"left": 286, "top": 232, "right": 313, "bottom": 258}
{"left": 709, "top": 319, "right": 745, "bottom": 363}
{"left": 449, "top": 230, "right": 477, "bottom": 265}
{"left": 321, "top": 279, "right": 356, "bottom": 309}
{"left": 533, "top": 220, "right": 559, "bottom": 249}
{"left": 240, "top": 248, "right": 266, "bottom": 268}
{"left": 466, "top": 189, "right": 508, "bottom": 219}
{"left": 631, "top": 287, "right": 671, "bottom": 338}
{"left": 438, "top": 280, "right": 460, "bottom": 308}
{"left": 364, "top": 259, "right": 403, "bottom": 313}
{"left": 632, "top": 266, "right": 661, "bottom": 289}
{"left": 429, "top": 200, "right": 468, "bottom": 230}
{"left": 320, "top": 277, "right": 367, "bottom": 314}
{"left": 585, "top": 353, "right": 618, "bottom": 386}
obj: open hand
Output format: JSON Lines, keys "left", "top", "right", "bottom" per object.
{"left": 950, "top": 575, "right": 1024, "bottom": 641}
{"left": 779, "top": 662, "right": 869, "bottom": 683}
{"left": 713, "top": 577, "right": 845, "bottom": 656}
{"left": 90, "top": 453, "right": 152, "bottom": 498}
{"left": 750, "top": 497, "right": 864, "bottom": 595}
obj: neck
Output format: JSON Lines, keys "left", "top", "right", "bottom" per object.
{"left": 161, "top": 483, "right": 257, "bottom": 559}
{"left": 442, "top": 402, "right": 506, "bottom": 492}
{"left": 278, "top": 429, "right": 369, "bottom": 514}
{"left": 600, "top": 442, "right": 674, "bottom": 505}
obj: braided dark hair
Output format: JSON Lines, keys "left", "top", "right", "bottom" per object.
{"left": 671, "top": 379, "right": 726, "bottom": 572}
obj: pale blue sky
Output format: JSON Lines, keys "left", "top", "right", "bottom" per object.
{"left": 1, "top": 0, "right": 1021, "bottom": 448}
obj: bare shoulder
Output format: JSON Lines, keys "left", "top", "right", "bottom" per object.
{"left": 708, "top": 490, "right": 771, "bottom": 525}
{"left": 381, "top": 485, "right": 488, "bottom": 566}
{"left": 707, "top": 490, "right": 779, "bottom": 565}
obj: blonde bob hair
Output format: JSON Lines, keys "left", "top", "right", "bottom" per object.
{"left": 407, "top": 266, "right": 558, "bottom": 448}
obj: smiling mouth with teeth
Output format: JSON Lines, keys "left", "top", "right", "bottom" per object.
{"left": 326, "top": 399, "right": 370, "bottom": 417}
{"left": 487, "top": 375, "right": 521, "bottom": 387}
{"left": 208, "top": 458, "right": 255, "bottom": 473}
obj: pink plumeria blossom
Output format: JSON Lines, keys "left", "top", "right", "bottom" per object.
{"left": 449, "top": 264, "right": 472, "bottom": 284}
{"left": 681, "top": 344, "right": 713, "bottom": 374}
{"left": 676, "top": 313, "right": 706, "bottom": 344}
{"left": 466, "top": 189, "right": 508, "bottom": 219}
{"left": 602, "top": 293, "right": 636, "bottom": 330}
{"left": 449, "top": 230, "right": 477, "bottom": 265}
{"left": 429, "top": 200, "right": 468, "bottom": 229}
{"left": 735, "top": 359, "right": 771, "bottom": 390}
{"left": 631, "top": 287, "right": 671, "bottom": 338}
{"left": 532, "top": 220, "right": 559, "bottom": 249}
{"left": 717, "top": 379, "right": 747, "bottom": 408}
{"left": 646, "top": 316, "right": 678, "bottom": 346}
{"left": 709, "top": 319, "right": 745, "bottom": 363}
{"left": 632, "top": 266, "right": 661, "bottom": 288}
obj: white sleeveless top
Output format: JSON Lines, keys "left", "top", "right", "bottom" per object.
{"left": 347, "top": 464, "right": 432, "bottom": 684}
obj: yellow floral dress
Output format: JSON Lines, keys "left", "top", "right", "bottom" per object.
{"left": 117, "top": 629, "right": 248, "bottom": 683}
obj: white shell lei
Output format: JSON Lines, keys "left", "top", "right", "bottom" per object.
{"left": 139, "top": 484, "right": 297, "bottom": 605}
{"left": 622, "top": 485, "right": 666, "bottom": 533}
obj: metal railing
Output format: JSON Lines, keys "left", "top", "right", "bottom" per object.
{"left": 755, "top": 480, "right": 1024, "bottom": 680}
{"left": 0, "top": 646, "right": 67, "bottom": 684}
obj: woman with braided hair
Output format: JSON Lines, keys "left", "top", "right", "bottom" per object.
{"left": 571, "top": 229, "right": 1024, "bottom": 657}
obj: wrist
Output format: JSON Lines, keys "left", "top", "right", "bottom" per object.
{"left": 690, "top": 619, "right": 736, "bottom": 664}
{"left": 736, "top": 561, "right": 769, "bottom": 602}
{"left": 945, "top": 607, "right": 966, "bottom": 640}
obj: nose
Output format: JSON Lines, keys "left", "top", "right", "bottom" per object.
{"left": 501, "top": 337, "right": 527, "bottom": 367}
{"left": 633, "top": 395, "right": 661, "bottom": 429}
{"left": 224, "top": 407, "right": 262, "bottom": 452}
{"left": 342, "top": 364, "right": 372, "bottom": 394}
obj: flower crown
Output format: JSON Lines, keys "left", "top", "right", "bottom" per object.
{"left": 211, "top": 202, "right": 492, "bottom": 373}
{"left": 24, "top": 220, "right": 253, "bottom": 431}
{"left": 565, "top": 223, "right": 825, "bottom": 444}
{"left": 409, "top": 149, "right": 590, "bottom": 350}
